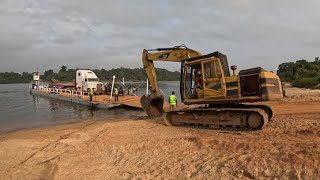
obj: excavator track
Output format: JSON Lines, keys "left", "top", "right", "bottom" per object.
{"left": 165, "top": 107, "right": 269, "bottom": 131}
{"left": 209, "top": 104, "right": 273, "bottom": 120}
{"left": 236, "top": 104, "right": 273, "bottom": 120}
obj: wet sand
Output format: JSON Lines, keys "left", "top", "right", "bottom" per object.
{"left": 0, "top": 89, "right": 319, "bottom": 179}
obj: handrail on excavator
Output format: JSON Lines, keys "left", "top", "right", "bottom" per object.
{"left": 146, "top": 44, "right": 188, "bottom": 52}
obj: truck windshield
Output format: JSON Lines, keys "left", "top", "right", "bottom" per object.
{"left": 88, "top": 78, "right": 99, "bottom": 82}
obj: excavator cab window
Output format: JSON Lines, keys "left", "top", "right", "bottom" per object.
{"left": 201, "top": 59, "right": 226, "bottom": 98}
{"left": 203, "top": 60, "right": 222, "bottom": 91}
{"left": 183, "top": 63, "right": 202, "bottom": 99}
{"left": 184, "top": 65, "right": 193, "bottom": 98}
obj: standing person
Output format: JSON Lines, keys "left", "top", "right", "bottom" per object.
{"left": 127, "top": 84, "right": 131, "bottom": 95}
{"left": 89, "top": 88, "right": 94, "bottom": 101}
{"left": 169, "top": 91, "right": 177, "bottom": 111}
{"left": 81, "top": 83, "right": 84, "bottom": 98}
{"left": 114, "top": 87, "right": 119, "bottom": 102}
{"left": 77, "top": 87, "right": 81, "bottom": 98}
{"left": 132, "top": 86, "right": 136, "bottom": 95}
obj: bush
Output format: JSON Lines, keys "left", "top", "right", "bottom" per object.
{"left": 277, "top": 58, "right": 320, "bottom": 88}
{"left": 292, "top": 77, "right": 320, "bottom": 88}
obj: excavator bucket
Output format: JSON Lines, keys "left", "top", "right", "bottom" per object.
{"left": 140, "top": 95, "right": 164, "bottom": 118}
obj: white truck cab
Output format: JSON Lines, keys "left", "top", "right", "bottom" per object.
{"left": 76, "top": 70, "right": 103, "bottom": 94}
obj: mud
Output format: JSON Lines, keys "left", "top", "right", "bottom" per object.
{"left": 0, "top": 90, "right": 319, "bottom": 179}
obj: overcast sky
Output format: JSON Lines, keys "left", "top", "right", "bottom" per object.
{"left": 1, "top": 0, "right": 320, "bottom": 73}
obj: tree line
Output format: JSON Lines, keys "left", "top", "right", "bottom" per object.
{"left": 277, "top": 57, "right": 320, "bottom": 88}
{"left": 0, "top": 66, "right": 181, "bottom": 84}
{"left": 0, "top": 72, "right": 33, "bottom": 84}
{"left": 5, "top": 60, "right": 320, "bottom": 88}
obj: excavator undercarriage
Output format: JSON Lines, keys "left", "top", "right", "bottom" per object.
{"left": 165, "top": 104, "right": 272, "bottom": 130}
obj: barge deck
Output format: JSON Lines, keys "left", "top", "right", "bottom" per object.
{"left": 30, "top": 88, "right": 144, "bottom": 110}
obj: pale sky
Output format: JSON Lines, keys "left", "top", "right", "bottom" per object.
{"left": 0, "top": 0, "right": 320, "bottom": 73}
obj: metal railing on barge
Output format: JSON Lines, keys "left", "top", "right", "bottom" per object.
{"left": 32, "top": 86, "right": 85, "bottom": 98}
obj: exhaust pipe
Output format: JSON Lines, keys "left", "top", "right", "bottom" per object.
{"left": 231, "top": 65, "right": 237, "bottom": 76}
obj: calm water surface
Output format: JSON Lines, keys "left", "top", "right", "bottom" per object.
{"left": 0, "top": 81, "right": 180, "bottom": 134}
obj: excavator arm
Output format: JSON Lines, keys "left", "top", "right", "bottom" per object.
{"left": 140, "top": 45, "right": 202, "bottom": 117}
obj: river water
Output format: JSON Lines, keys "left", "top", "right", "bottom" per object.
{"left": 0, "top": 81, "right": 180, "bottom": 134}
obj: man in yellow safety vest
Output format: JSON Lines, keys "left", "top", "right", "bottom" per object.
{"left": 89, "top": 88, "right": 94, "bottom": 101}
{"left": 169, "top": 91, "right": 177, "bottom": 111}
{"left": 114, "top": 87, "right": 119, "bottom": 102}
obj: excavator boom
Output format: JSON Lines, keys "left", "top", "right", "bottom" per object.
{"left": 140, "top": 45, "right": 202, "bottom": 117}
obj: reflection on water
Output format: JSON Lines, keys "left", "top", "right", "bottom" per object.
{"left": 0, "top": 83, "right": 145, "bottom": 134}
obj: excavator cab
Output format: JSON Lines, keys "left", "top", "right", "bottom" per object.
{"left": 181, "top": 53, "right": 228, "bottom": 102}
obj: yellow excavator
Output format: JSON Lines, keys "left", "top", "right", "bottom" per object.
{"left": 140, "top": 45, "right": 283, "bottom": 130}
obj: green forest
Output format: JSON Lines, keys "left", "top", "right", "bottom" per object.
{"left": 0, "top": 66, "right": 180, "bottom": 84}
{"left": 277, "top": 57, "right": 320, "bottom": 88}
{"left": 0, "top": 72, "right": 33, "bottom": 84}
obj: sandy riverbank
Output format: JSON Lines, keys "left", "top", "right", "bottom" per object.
{"left": 1, "top": 89, "right": 320, "bottom": 179}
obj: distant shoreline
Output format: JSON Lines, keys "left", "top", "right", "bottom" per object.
{"left": 0, "top": 67, "right": 181, "bottom": 84}
{"left": 0, "top": 80, "right": 180, "bottom": 85}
